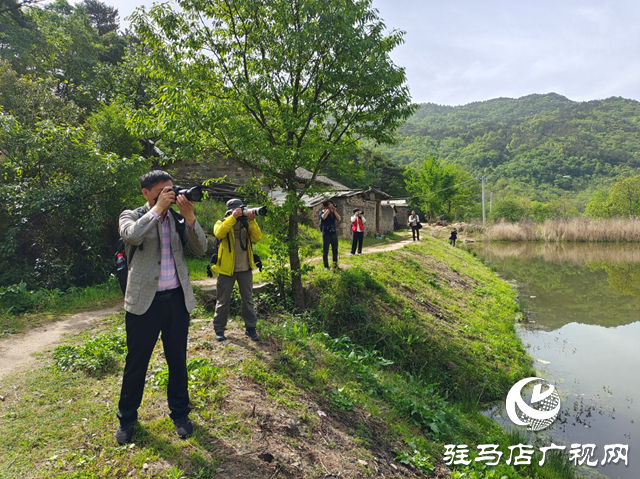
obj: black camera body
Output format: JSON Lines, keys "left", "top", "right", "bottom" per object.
{"left": 172, "top": 185, "right": 203, "bottom": 202}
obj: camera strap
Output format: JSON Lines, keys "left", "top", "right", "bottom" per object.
{"left": 169, "top": 208, "right": 187, "bottom": 246}
{"left": 238, "top": 221, "right": 249, "bottom": 251}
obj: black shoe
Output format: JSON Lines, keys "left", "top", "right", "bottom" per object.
{"left": 174, "top": 417, "right": 193, "bottom": 438}
{"left": 115, "top": 423, "right": 135, "bottom": 445}
{"left": 215, "top": 331, "right": 226, "bottom": 341}
{"left": 245, "top": 328, "right": 259, "bottom": 341}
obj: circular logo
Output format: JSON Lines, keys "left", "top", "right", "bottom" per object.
{"left": 505, "top": 377, "right": 561, "bottom": 431}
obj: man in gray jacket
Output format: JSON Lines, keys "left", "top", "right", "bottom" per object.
{"left": 116, "top": 170, "right": 207, "bottom": 445}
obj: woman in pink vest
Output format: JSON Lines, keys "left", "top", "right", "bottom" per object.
{"left": 350, "top": 208, "right": 366, "bottom": 255}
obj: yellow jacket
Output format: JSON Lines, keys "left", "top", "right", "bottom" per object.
{"left": 212, "top": 215, "right": 262, "bottom": 276}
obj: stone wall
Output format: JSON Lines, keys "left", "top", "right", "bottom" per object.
{"left": 311, "top": 195, "right": 395, "bottom": 239}
{"left": 167, "top": 158, "right": 263, "bottom": 186}
{"left": 395, "top": 205, "right": 410, "bottom": 228}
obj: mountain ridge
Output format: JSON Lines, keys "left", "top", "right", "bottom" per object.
{"left": 374, "top": 93, "right": 640, "bottom": 200}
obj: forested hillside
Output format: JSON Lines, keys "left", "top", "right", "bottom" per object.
{"left": 373, "top": 94, "right": 640, "bottom": 201}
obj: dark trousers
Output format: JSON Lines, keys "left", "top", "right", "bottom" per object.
{"left": 117, "top": 288, "right": 191, "bottom": 426}
{"left": 351, "top": 231, "right": 364, "bottom": 254}
{"left": 213, "top": 269, "right": 256, "bottom": 332}
{"left": 411, "top": 225, "right": 420, "bottom": 240}
{"left": 322, "top": 232, "right": 339, "bottom": 268}
{"left": 450, "top": 238, "right": 456, "bottom": 246}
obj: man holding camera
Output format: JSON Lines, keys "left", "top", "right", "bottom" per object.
{"left": 116, "top": 170, "right": 207, "bottom": 445}
{"left": 211, "top": 198, "right": 263, "bottom": 342}
{"left": 320, "top": 200, "right": 341, "bottom": 270}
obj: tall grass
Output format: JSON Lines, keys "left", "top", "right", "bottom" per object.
{"left": 487, "top": 218, "right": 640, "bottom": 242}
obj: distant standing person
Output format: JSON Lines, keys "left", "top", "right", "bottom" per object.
{"left": 320, "top": 200, "right": 341, "bottom": 270}
{"left": 350, "top": 208, "right": 366, "bottom": 255}
{"left": 408, "top": 210, "right": 420, "bottom": 241}
{"left": 449, "top": 228, "right": 458, "bottom": 247}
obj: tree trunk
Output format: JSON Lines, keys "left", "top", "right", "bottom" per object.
{"left": 288, "top": 209, "right": 305, "bottom": 311}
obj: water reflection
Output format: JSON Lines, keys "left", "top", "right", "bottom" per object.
{"left": 467, "top": 242, "right": 640, "bottom": 479}
{"left": 468, "top": 242, "right": 640, "bottom": 330}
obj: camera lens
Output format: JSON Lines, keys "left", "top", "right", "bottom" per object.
{"left": 173, "top": 185, "right": 203, "bottom": 202}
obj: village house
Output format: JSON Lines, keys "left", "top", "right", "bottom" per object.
{"left": 164, "top": 157, "right": 400, "bottom": 238}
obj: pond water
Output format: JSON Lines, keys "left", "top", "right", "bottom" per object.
{"left": 467, "top": 242, "right": 639, "bottom": 479}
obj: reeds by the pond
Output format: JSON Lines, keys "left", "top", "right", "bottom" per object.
{"left": 487, "top": 218, "right": 640, "bottom": 242}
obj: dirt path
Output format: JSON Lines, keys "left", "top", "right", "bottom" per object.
{"left": 0, "top": 306, "right": 122, "bottom": 381}
{"left": 0, "top": 235, "right": 418, "bottom": 381}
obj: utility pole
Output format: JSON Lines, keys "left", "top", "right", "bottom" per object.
{"left": 476, "top": 176, "right": 490, "bottom": 226}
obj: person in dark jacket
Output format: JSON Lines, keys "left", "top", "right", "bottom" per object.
{"left": 449, "top": 228, "right": 458, "bottom": 247}
{"left": 319, "top": 200, "right": 341, "bottom": 269}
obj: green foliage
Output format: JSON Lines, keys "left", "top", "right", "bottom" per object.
{"left": 310, "top": 243, "right": 533, "bottom": 403}
{"left": 489, "top": 195, "right": 528, "bottom": 222}
{"left": 0, "top": 0, "right": 128, "bottom": 113}
{"left": 0, "top": 106, "right": 149, "bottom": 288}
{"left": 405, "top": 157, "right": 478, "bottom": 221}
{"left": 0, "top": 281, "right": 49, "bottom": 314}
{"left": 85, "top": 102, "right": 143, "bottom": 157}
{"left": 329, "top": 387, "right": 356, "bottom": 412}
{"left": 322, "top": 149, "right": 408, "bottom": 197}
{"left": 52, "top": 331, "right": 126, "bottom": 375}
{"left": 585, "top": 175, "right": 640, "bottom": 219}
{"left": 394, "top": 439, "right": 434, "bottom": 474}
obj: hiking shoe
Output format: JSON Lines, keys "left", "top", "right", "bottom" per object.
{"left": 174, "top": 417, "right": 193, "bottom": 438}
{"left": 245, "top": 328, "right": 260, "bottom": 341}
{"left": 115, "top": 423, "right": 135, "bottom": 445}
{"left": 215, "top": 331, "right": 226, "bottom": 341}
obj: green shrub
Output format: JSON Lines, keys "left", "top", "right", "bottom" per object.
{"left": 53, "top": 332, "right": 126, "bottom": 376}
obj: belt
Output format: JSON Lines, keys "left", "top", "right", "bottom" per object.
{"left": 154, "top": 287, "right": 181, "bottom": 301}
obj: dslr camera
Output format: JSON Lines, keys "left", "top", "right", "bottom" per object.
{"left": 172, "top": 185, "right": 203, "bottom": 202}
{"left": 155, "top": 185, "right": 204, "bottom": 203}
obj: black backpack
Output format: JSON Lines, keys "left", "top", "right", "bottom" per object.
{"left": 115, "top": 207, "right": 187, "bottom": 294}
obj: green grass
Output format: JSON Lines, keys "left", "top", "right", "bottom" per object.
{"left": 310, "top": 236, "right": 534, "bottom": 403}
{"left": 0, "top": 232, "right": 577, "bottom": 478}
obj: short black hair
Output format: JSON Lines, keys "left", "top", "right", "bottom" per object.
{"left": 140, "top": 170, "right": 173, "bottom": 190}
{"left": 322, "top": 200, "right": 330, "bottom": 207}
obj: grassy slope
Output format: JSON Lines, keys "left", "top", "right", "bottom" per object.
{"left": 0, "top": 236, "right": 577, "bottom": 479}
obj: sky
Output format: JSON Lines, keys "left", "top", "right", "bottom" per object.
{"left": 99, "top": 0, "right": 640, "bottom": 106}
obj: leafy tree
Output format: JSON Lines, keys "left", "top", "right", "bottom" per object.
{"left": 1, "top": 0, "right": 126, "bottom": 113}
{"left": 129, "top": 0, "right": 415, "bottom": 309}
{"left": 489, "top": 194, "right": 527, "bottom": 223}
{"left": 321, "top": 149, "right": 407, "bottom": 197}
{"left": 0, "top": 0, "right": 45, "bottom": 75}
{"left": 86, "top": 102, "right": 142, "bottom": 158}
{"left": 585, "top": 189, "right": 613, "bottom": 219}
{"left": 404, "top": 157, "right": 459, "bottom": 222}
{"left": 79, "top": 0, "right": 118, "bottom": 36}
{"left": 610, "top": 175, "right": 640, "bottom": 219}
